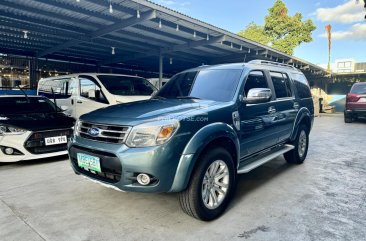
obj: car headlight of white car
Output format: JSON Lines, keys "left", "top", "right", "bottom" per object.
{"left": 125, "top": 119, "right": 180, "bottom": 147}
{"left": 0, "top": 125, "right": 27, "bottom": 135}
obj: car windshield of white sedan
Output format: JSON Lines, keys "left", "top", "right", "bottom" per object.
{"left": 155, "top": 69, "right": 243, "bottom": 102}
{"left": 0, "top": 97, "right": 57, "bottom": 115}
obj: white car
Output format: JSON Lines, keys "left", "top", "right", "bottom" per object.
{"left": 37, "top": 73, "right": 157, "bottom": 120}
{"left": 0, "top": 95, "right": 74, "bottom": 162}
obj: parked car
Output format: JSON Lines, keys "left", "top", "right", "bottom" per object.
{"left": 68, "top": 60, "right": 314, "bottom": 221}
{"left": 0, "top": 95, "right": 74, "bottom": 162}
{"left": 344, "top": 82, "right": 366, "bottom": 123}
{"left": 38, "top": 74, "right": 157, "bottom": 120}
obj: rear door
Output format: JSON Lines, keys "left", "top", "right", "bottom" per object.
{"left": 269, "top": 71, "right": 297, "bottom": 143}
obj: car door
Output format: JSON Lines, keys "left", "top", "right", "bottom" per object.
{"left": 75, "top": 75, "right": 109, "bottom": 119}
{"left": 268, "top": 71, "right": 297, "bottom": 143}
{"left": 238, "top": 70, "right": 278, "bottom": 157}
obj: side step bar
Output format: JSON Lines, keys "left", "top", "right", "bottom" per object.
{"left": 237, "top": 144, "right": 295, "bottom": 174}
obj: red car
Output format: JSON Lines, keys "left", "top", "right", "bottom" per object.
{"left": 344, "top": 82, "right": 366, "bottom": 123}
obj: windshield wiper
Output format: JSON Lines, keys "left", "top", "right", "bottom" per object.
{"left": 176, "top": 96, "right": 201, "bottom": 100}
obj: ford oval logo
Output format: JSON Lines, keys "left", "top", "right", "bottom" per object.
{"left": 87, "top": 127, "right": 100, "bottom": 136}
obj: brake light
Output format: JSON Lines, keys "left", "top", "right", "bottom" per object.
{"left": 346, "top": 93, "right": 360, "bottom": 102}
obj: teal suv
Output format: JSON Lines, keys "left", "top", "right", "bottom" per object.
{"left": 68, "top": 60, "right": 314, "bottom": 221}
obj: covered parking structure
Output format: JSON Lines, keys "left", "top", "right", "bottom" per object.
{"left": 0, "top": 0, "right": 327, "bottom": 88}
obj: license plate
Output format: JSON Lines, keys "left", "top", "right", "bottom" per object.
{"left": 45, "top": 136, "right": 67, "bottom": 146}
{"left": 77, "top": 153, "right": 101, "bottom": 173}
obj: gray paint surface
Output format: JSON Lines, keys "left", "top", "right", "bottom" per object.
{"left": 0, "top": 114, "right": 365, "bottom": 241}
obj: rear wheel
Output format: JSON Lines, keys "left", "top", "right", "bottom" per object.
{"left": 284, "top": 124, "right": 309, "bottom": 164}
{"left": 178, "top": 147, "right": 236, "bottom": 221}
{"left": 344, "top": 113, "right": 352, "bottom": 123}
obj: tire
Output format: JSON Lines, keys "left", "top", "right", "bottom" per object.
{"left": 178, "top": 147, "right": 236, "bottom": 221}
{"left": 284, "top": 124, "right": 309, "bottom": 164}
{"left": 344, "top": 113, "right": 352, "bottom": 123}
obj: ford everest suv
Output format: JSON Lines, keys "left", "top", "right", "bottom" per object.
{"left": 68, "top": 60, "right": 314, "bottom": 221}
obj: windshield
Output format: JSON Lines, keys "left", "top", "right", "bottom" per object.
{"left": 97, "top": 75, "right": 156, "bottom": 96}
{"left": 155, "top": 69, "right": 243, "bottom": 102}
{"left": 0, "top": 97, "right": 58, "bottom": 115}
{"left": 351, "top": 84, "right": 366, "bottom": 94}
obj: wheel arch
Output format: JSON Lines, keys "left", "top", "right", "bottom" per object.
{"left": 290, "top": 107, "right": 313, "bottom": 141}
{"left": 169, "top": 122, "right": 239, "bottom": 192}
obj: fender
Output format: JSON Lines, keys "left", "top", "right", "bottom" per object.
{"left": 169, "top": 122, "right": 240, "bottom": 192}
{"left": 290, "top": 107, "right": 313, "bottom": 141}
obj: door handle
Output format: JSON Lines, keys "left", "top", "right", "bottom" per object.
{"left": 76, "top": 100, "right": 83, "bottom": 104}
{"left": 268, "top": 106, "right": 276, "bottom": 114}
{"left": 71, "top": 99, "right": 74, "bottom": 105}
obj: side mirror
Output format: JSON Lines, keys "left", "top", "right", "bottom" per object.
{"left": 244, "top": 88, "right": 272, "bottom": 104}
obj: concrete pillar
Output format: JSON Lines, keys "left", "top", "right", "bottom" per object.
{"left": 159, "top": 54, "right": 163, "bottom": 89}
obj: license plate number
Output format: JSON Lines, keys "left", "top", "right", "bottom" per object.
{"left": 77, "top": 153, "right": 101, "bottom": 173}
{"left": 45, "top": 136, "right": 67, "bottom": 146}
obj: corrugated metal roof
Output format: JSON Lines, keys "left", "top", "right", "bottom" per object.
{"left": 0, "top": 0, "right": 326, "bottom": 76}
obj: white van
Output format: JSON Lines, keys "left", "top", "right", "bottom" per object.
{"left": 37, "top": 73, "right": 157, "bottom": 119}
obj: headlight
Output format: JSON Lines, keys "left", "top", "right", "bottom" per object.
{"left": 125, "top": 120, "right": 179, "bottom": 147}
{"left": 0, "top": 125, "right": 27, "bottom": 135}
{"left": 74, "top": 120, "right": 81, "bottom": 136}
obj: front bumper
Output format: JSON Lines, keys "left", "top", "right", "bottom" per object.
{"left": 68, "top": 135, "right": 185, "bottom": 193}
{"left": 0, "top": 130, "right": 70, "bottom": 162}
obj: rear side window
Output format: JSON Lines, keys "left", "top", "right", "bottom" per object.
{"left": 270, "top": 72, "right": 292, "bottom": 98}
{"left": 292, "top": 73, "right": 311, "bottom": 98}
{"left": 38, "top": 78, "right": 71, "bottom": 98}
{"left": 243, "top": 71, "right": 268, "bottom": 96}
{"left": 351, "top": 84, "right": 366, "bottom": 94}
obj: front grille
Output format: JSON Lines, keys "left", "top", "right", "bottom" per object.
{"left": 78, "top": 122, "right": 130, "bottom": 144}
{"left": 25, "top": 129, "right": 73, "bottom": 154}
{"left": 70, "top": 145, "right": 122, "bottom": 183}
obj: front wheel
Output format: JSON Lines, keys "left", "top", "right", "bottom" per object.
{"left": 284, "top": 124, "right": 309, "bottom": 164}
{"left": 178, "top": 147, "right": 236, "bottom": 221}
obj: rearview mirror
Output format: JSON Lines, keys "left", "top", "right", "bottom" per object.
{"left": 244, "top": 88, "right": 272, "bottom": 104}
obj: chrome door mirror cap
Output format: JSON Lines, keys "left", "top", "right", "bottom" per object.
{"left": 244, "top": 88, "right": 272, "bottom": 104}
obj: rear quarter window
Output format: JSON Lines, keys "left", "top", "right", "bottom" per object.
{"left": 291, "top": 73, "right": 311, "bottom": 98}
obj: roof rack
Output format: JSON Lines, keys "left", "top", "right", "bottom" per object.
{"left": 248, "top": 60, "right": 298, "bottom": 71}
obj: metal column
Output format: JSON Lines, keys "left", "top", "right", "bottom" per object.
{"left": 29, "top": 58, "right": 37, "bottom": 89}
{"left": 159, "top": 54, "right": 163, "bottom": 89}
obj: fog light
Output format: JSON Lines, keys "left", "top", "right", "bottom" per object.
{"left": 4, "top": 147, "right": 14, "bottom": 155}
{"left": 136, "top": 173, "right": 151, "bottom": 186}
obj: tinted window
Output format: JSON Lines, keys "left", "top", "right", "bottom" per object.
{"left": 80, "top": 76, "right": 108, "bottom": 104}
{"left": 243, "top": 71, "right": 268, "bottom": 96}
{"left": 0, "top": 97, "right": 57, "bottom": 114}
{"left": 292, "top": 73, "right": 311, "bottom": 98}
{"left": 156, "top": 69, "right": 242, "bottom": 102}
{"left": 351, "top": 84, "right": 366, "bottom": 94}
{"left": 38, "top": 78, "right": 71, "bottom": 97}
{"left": 270, "top": 72, "right": 292, "bottom": 98}
{"left": 97, "top": 75, "right": 156, "bottom": 96}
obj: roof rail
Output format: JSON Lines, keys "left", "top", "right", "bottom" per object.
{"left": 248, "top": 60, "right": 298, "bottom": 70}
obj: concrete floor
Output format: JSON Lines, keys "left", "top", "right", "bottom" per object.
{"left": 1, "top": 115, "right": 365, "bottom": 241}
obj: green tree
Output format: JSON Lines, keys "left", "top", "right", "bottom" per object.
{"left": 238, "top": 0, "right": 316, "bottom": 55}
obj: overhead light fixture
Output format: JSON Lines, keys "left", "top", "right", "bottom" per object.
{"left": 230, "top": 42, "right": 233, "bottom": 48}
{"left": 23, "top": 30, "right": 28, "bottom": 39}
{"left": 111, "top": 47, "right": 115, "bottom": 55}
{"left": 276, "top": 57, "right": 278, "bottom": 61}
{"left": 193, "top": 31, "right": 196, "bottom": 38}
{"left": 221, "top": 41, "right": 223, "bottom": 45}
{"left": 159, "top": 19, "right": 162, "bottom": 28}
{"left": 169, "top": 57, "right": 173, "bottom": 65}
{"left": 137, "top": 9, "right": 140, "bottom": 18}
{"left": 176, "top": 24, "right": 179, "bottom": 31}
{"left": 240, "top": 45, "right": 243, "bottom": 51}
{"left": 109, "top": 1, "right": 113, "bottom": 14}
{"left": 206, "top": 34, "right": 209, "bottom": 41}
{"left": 248, "top": 48, "right": 251, "bottom": 53}
{"left": 256, "top": 50, "right": 258, "bottom": 55}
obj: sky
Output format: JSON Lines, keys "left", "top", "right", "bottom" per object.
{"left": 151, "top": 0, "right": 366, "bottom": 65}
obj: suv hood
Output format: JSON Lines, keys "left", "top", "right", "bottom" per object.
{"left": 0, "top": 112, "right": 74, "bottom": 131}
{"left": 82, "top": 99, "right": 222, "bottom": 126}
